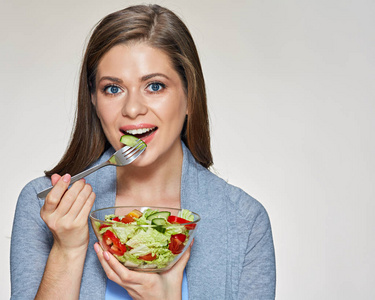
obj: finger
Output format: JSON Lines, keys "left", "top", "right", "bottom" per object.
{"left": 71, "top": 185, "right": 96, "bottom": 220}
{"left": 54, "top": 179, "right": 86, "bottom": 216}
{"left": 42, "top": 174, "right": 71, "bottom": 214}
{"left": 107, "top": 255, "right": 148, "bottom": 284}
{"left": 98, "top": 246, "right": 145, "bottom": 285}
{"left": 77, "top": 190, "right": 96, "bottom": 219}
{"left": 51, "top": 174, "right": 61, "bottom": 186}
{"left": 94, "top": 243, "right": 122, "bottom": 283}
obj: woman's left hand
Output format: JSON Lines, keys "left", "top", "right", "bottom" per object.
{"left": 94, "top": 242, "right": 192, "bottom": 300}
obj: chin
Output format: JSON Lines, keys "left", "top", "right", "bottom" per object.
{"left": 128, "top": 152, "right": 153, "bottom": 168}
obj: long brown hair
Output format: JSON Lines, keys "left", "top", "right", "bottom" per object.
{"left": 45, "top": 4, "right": 212, "bottom": 177}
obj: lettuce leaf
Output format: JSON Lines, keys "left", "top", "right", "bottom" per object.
{"left": 128, "top": 244, "right": 153, "bottom": 256}
{"left": 126, "top": 227, "right": 169, "bottom": 248}
{"left": 164, "top": 224, "right": 186, "bottom": 237}
{"left": 112, "top": 224, "right": 138, "bottom": 244}
{"left": 178, "top": 209, "right": 194, "bottom": 221}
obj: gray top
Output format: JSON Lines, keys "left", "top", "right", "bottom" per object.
{"left": 10, "top": 142, "right": 276, "bottom": 299}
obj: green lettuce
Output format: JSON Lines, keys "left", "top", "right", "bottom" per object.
{"left": 112, "top": 224, "right": 138, "bottom": 244}
{"left": 118, "top": 247, "right": 175, "bottom": 269}
{"left": 126, "top": 227, "right": 169, "bottom": 248}
{"left": 120, "top": 252, "right": 143, "bottom": 265}
{"left": 136, "top": 209, "right": 155, "bottom": 226}
{"left": 178, "top": 209, "right": 194, "bottom": 221}
{"left": 128, "top": 244, "right": 153, "bottom": 257}
{"left": 104, "top": 214, "right": 117, "bottom": 221}
{"left": 150, "top": 248, "right": 175, "bottom": 268}
{"left": 164, "top": 224, "right": 186, "bottom": 237}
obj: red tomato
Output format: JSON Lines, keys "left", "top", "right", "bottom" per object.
{"left": 138, "top": 253, "right": 157, "bottom": 261}
{"left": 99, "top": 224, "right": 111, "bottom": 230}
{"left": 102, "top": 230, "right": 127, "bottom": 256}
{"left": 121, "top": 215, "right": 135, "bottom": 224}
{"left": 168, "top": 234, "right": 187, "bottom": 254}
{"left": 112, "top": 217, "right": 121, "bottom": 222}
{"left": 167, "top": 216, "right": 196, "bottom": 230}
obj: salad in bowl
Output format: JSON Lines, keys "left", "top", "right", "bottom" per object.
{"left": 90, "top": 206, "right": 200, "bottom": 272}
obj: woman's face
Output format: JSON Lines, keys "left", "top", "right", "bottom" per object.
{"left": 92, "top": 42, "right": 188, "bottom": 166}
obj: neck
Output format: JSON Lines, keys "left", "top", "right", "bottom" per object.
{"left": 115, "top": 143, "right": 184, "bottom": 208}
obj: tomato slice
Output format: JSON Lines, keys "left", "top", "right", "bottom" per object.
{"left": 99, "top": 224, "right": 111, "bottom": 230}
{"left": 138, "top": 253, "right": 157, "bottom": 261}
{"left": 112, "top": 217, "right": 121, "bottom": 222}
{"left": 168, "top": 234, "right": 187, "bottom": 254}
{"left": 102, "top": 230, "right": 127, "bottom": 256}
{"left": 108, "top": 244, "right": 126, "bottom": 256}
{"left": 173, "top": 233, "right": 187, "bottom": 242}
{"left": 167, "top": 216, "right": 196, "bottom": 230}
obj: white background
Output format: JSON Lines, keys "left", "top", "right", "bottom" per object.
{"left": 1, "top": 0, "right": 374, "bottom": 299}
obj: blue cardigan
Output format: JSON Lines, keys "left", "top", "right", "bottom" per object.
{"left": 10, "top": 143, "right": 276, "bottom": 299}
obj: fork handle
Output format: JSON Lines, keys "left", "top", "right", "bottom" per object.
{"left": 37, "top": 161, "right": 110, "bottom": 199}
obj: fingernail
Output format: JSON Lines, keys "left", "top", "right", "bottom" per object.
{"left": 103, "top": 251, "right": 110, "bottom": 261}
{"left": 62, "top": 174, "right": 71, "bottom": 183}
{"left": 94, "top": 243, "right": 100, "bottom": 253}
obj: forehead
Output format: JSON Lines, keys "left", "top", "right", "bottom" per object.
{"left": 97, "top": 42, "right": 176, "bottom": 78}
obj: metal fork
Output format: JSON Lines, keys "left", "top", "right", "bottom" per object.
{"left": 37, "top": 140, "right": 146, "bottom": 199}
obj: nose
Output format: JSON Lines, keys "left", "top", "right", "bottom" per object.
{"left": 121, "top": 90, "right": 148, "bottom": 119}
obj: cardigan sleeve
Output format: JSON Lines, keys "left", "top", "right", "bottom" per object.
{"left": 238, "top": 199, "right": 276, "bottom": 299}
{"left": 10, "top": 179, "right": 53, "bottom": 299}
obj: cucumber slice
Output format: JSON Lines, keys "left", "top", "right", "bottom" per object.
{"left": 152, "top": 218, "right": 167, "bottom": 226}
{"left": 151, "top": 218, "right": 167, "bottom": 233}
{"left": 120, "top": 135, "right": 146, "bottom": 148}
{"left": 146, "top": 211, "right": 171, "bottom": 221}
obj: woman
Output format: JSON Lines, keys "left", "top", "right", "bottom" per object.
{"left": 10, "top": 4, "right": 276, "bottom": 299}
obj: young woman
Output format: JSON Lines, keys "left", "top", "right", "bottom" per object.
{"left": 10, "top": 5, "right": 276, "bottom": 299}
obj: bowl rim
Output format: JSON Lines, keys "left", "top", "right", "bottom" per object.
{"left": 89, "top": 205, "right": 201, "bottom": 226}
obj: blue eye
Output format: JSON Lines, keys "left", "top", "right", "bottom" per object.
{"left": 104, "top": 85, "right": 121, "bottom": 95}
{"left": 147, "top": 82, "right": 165, "bottom": 93}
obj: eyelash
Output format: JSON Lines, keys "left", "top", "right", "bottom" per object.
{"left": 102, "top": 84, "right": 122, "bottom": 96}
{"left": 101, "top": 81, "right": 167, "bottom": 96}
{"left": 146, "top": 81, "right": 166, "bottom": 94}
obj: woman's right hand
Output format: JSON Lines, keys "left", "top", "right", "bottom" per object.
{"left": 94, "top": 240, "right": 194, "bottom": 300}
{"left": 40, "top": 173, "right": 96, "bottom": 254}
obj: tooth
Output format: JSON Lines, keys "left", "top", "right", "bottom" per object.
{"left": 126, "top": 127, "right": 154, "bottom": 135}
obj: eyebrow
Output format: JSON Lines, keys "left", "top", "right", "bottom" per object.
{"left": 140, "top": 73, "right": 170, "bottom": 81}
{"left": 98, "top": 73, "right": 170, "bottom": 84}
{"left": 98, "top": 76, "right": 123, "bottom": 84}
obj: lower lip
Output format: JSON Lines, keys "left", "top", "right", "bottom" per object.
{"left": 140, "top": 129, "right": 157, "bottom": 145}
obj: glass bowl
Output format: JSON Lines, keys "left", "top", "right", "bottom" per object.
{"left": 90, "top": 206, "right": 200, "bottom": 272}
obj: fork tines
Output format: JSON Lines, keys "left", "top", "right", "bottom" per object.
{"left": 122, "top": 140, "right": 145, "bottom": 158}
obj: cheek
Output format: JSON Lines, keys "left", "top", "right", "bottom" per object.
{"left": 177, "top": 98, "right": 188, "bottom": 123}
{"left": 92, "top": 96, "right": 104, "bottom": 121}
{"left": 95, "top": 104, "right": 105, "bottom": 122}
{"left": 166, "top": 104, "right": 187, "bottom": 135}
{"left": 94, "top": 101, "right": 115, "bottom": 124}
{"left": 160, "top": 102, "right": 186, "bottom": 127}
{"left": 162, "top": 93, "right": 187, "bottom": 120}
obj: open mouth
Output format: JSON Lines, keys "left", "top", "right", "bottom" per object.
{"left": 120, "top": 127, "right": 158, "bottom": 139}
